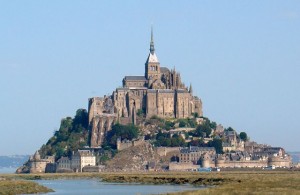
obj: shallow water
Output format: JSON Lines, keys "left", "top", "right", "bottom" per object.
{"left": 36, "top": 179, "right": 204, "bottom": 195}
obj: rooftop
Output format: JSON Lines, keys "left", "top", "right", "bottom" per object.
{"left": 146, "top": 52, "right": 159, "bottom": 63}
{"left": 124, "top": 76, "right": 147, "bottom": 81}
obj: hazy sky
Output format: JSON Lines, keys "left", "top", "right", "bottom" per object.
{"left": 0, "top": 1, "right": 299, "bottom": 155}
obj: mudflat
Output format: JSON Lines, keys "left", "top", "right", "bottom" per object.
{"left": 1, "top": 170, "right": 300, "bottom": 194}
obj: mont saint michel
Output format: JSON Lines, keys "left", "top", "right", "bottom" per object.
{"left": 15, "top": 29, "right": 293, "bottom": 175}
{"left": 1, "top": 2, "right": 300, "bottom": 195}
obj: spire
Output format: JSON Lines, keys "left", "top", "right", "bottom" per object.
{"left": 189, "top": 83, "right": 193, "bottom": 94}
{"left": 150, "top": 26, "right": 155, "bottom": 55}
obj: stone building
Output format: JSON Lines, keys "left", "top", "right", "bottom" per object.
{"left": 28, "top": 151, "right": 55, "bottom": 173}
{"left": 56, "top": 157, "right": 71, "bottom": 171}
{"left": 179, "top": 146, "right": 216, "bottom": 164}
{"left": 71, "top": 150, "right": 96, "bottom": 172}
{"left": 88, "top": 28, "right": 203, "bottom": 148}
{"left": 56, "top": 149, "right": 96, "bottom": 172}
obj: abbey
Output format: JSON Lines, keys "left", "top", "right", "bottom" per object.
{"left": 88, "top": 29, "right": 203, "bottom": 147}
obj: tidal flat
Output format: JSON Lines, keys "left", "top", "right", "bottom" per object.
{"left": 1, "top": 170, "right": 300, "bottom": 194}
{"left": 0, "top": 179, "right": 53, "bottom": 195}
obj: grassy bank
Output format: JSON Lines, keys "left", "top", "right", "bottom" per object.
{"left": 164, "top": 171, "right": 300, "bottom": 195}
{"left": 99, "top": 171, "right": 300, "bottom": 194}
{"left": 0, "top": 179, "right": 54, "bottom": 195}
{"left": 1, "top": 171, "right": 300, "bottom": 194}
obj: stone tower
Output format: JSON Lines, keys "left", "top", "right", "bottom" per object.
{"left": 145, "top": 27, "right": 161, "bottom": 81}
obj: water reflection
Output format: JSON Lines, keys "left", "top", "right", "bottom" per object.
{"left": 36, "top": 179, "right": 203, "bottom": 195}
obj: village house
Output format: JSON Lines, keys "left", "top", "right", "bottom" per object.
{"left": 179, "top": 146, "right": 216, "bottom": 164}
{"left": 56, "top": 149, "right": 96, "bottom": 172}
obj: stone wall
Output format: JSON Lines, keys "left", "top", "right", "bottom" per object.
{"left": 156, "top": 147, "right": 181, "bottom": 157}
{"left": 90, "top": 114, "right": 116, "bottom": 148}
{"left": 29, "top": 161, "right": 48, "bottom": 173}
{"left": 268, "top": 157, "right": 291, "bottom": 167}
{"left": 82, "top": 165, "right": 105, "bottom": 172}
{"left": 117, "top": 137, "right": 146, "bottom": 151}
{"left": 216, "top": 160, "right": 268, "bottom": 168}
{"left": 169, "top": 162, "right": 199, "bottom": 171}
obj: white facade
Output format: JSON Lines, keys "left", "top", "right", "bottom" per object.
{"left": 71, "top": 150, "right": 96, "bottom": 172}
{"left": 56, "top": 150, "right": 96, "bottom": 172}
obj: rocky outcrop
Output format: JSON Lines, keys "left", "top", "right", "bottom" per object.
{"left": 106, "top": 142, "right": 160, "bottom": 171}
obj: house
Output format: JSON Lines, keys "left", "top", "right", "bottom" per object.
{"left": 179, "top": 146, "right": 216, "bottom": 164}
{"left": 57, "top": 157, "right": 71, "bottom": 171}
{"left": 56, "top": 149, "right": 96, "bottom": 172}
{"left": 71, "top": 150, "right": 96, "bottom": 172}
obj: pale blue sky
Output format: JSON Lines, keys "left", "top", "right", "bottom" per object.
{"left": 0, "top": 1, "right": 299, "bottom": 155}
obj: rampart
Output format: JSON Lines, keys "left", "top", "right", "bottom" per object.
{"left": 156, "top": 147, "right": 181, "bottom": 156}
{"left": 169, "top": 162, "right": 199, "bottom": 171}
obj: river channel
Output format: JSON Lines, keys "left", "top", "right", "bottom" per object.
{"left": 36, "top": 179, "right": 204, "bottom": 195}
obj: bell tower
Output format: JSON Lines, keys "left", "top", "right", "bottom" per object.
{"left": 145, "top": 27, "right": 160, "bottom": 80}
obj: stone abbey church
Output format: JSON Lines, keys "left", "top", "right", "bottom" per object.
{"left": 88, "top": 29, "right": 203, "bottom": 148}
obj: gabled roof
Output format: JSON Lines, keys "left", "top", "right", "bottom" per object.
{"left": 57, "top": 157, "right": 70, "bottom": 162}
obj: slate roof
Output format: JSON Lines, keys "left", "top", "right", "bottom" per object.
{"left": 158, "top": 89, "right": 174, "bottom": 93}
{"left": 148, "top": 89, "right": 157, "bottom": 93}
{"left": 124, "top": 76, "right": 147, "bottom": 81}
{"left": 160, "top": 67, "right": 170, "bottom": 73}
{"left": 180, "top": 146, "right": 215, "bottom": 153}
{"left": 177, "top": 89, "right": 188, "bottom": 93}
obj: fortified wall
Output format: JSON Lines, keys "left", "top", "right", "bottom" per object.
{"left": 116, "top": 137, "right": 146, "bottom": 151}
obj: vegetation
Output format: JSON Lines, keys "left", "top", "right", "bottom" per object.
{"left": 2, "top": 171, "right": 299, "bottom": 194}
{"left": 104, "top": 123, "right": 139, "bottom": 149}
{"left": 39, "top": 109, "right": 89, "bottom": 160}
{"left": 155, "top": 131, "right": 186, "bottom": 147}
{"left": 164, "top": 121, "right": 175, "bottom": 130}
{"left": 239, "top": 132, "right": 248, "bottom": 141}
{"left": 99, "top": 171, "right": 300, "bottom": 195}
{"left": 0, "top": 179, "right": 53, "bottom": 194}
{"left": 225, "top": 127, "right": 235, "bottom": 131}
{"left": 177, "top": 118, "right": 197, "bottom": 128}
{"left": 208, "top": 138, "right": 223, "bottom": 154}
{"left": 137, "top": 109, "right": 144, "bottom": 117}
{"left": 195, "top": 122, "right": 212, "bottom": 138}
{"left": 188, "top": 139, "right": 206, "bottom": 147}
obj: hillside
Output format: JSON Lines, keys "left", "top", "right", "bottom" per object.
{"left": 39, "top": 109, "right": 89, "bottom": 160}
{"left": 0, "top": 155, "right": 30, "bottom": 168}
{"left": 105, "top": 142, "right": 160, "bottom": 171}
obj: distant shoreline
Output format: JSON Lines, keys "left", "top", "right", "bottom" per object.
{"left": 0, "top": 167, "right": 17, "bottom": 174}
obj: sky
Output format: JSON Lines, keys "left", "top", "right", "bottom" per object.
{"left": 0, "top": 1, "right": 299, "bottom": 155}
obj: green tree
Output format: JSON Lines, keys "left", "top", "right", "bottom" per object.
{"left": 72, "top": 109, "right": 88, "bottom": 132}
{"left": 208, "top": 138, "right": 223, "bottom": 154}
{"left": 192, "top": 112, "right": 199, "bottom": 118}
{"left": 137, "top": 109, "right": 144, "bottom": 117}
{"left": 105, "top": 123, "right": 139, "bottom": 148}
{"left": 239, "top": 132, "right": 248, "bottom": 141}
{"left": 39, "top": 109, "right": 90, "bottom": 160}
{"left": 189, "top": 139, "right": 205, "bottom": 147}
{"left": 195, "top": 122, "right": 212, "bottom": 138}
{"left": 187, "top": 118, "right": 197, "bottom": 128}
{"left": 226, "top": 127, "right": 235, "bottom": 131}
{"left": 178, "top": 119, "right": 187, "bottom": 127}
{"left": 164, "top": 121, "right": 175, "bottom": 130}
{"left": 209, "top": 121, "right": 217, "bottom": 130}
